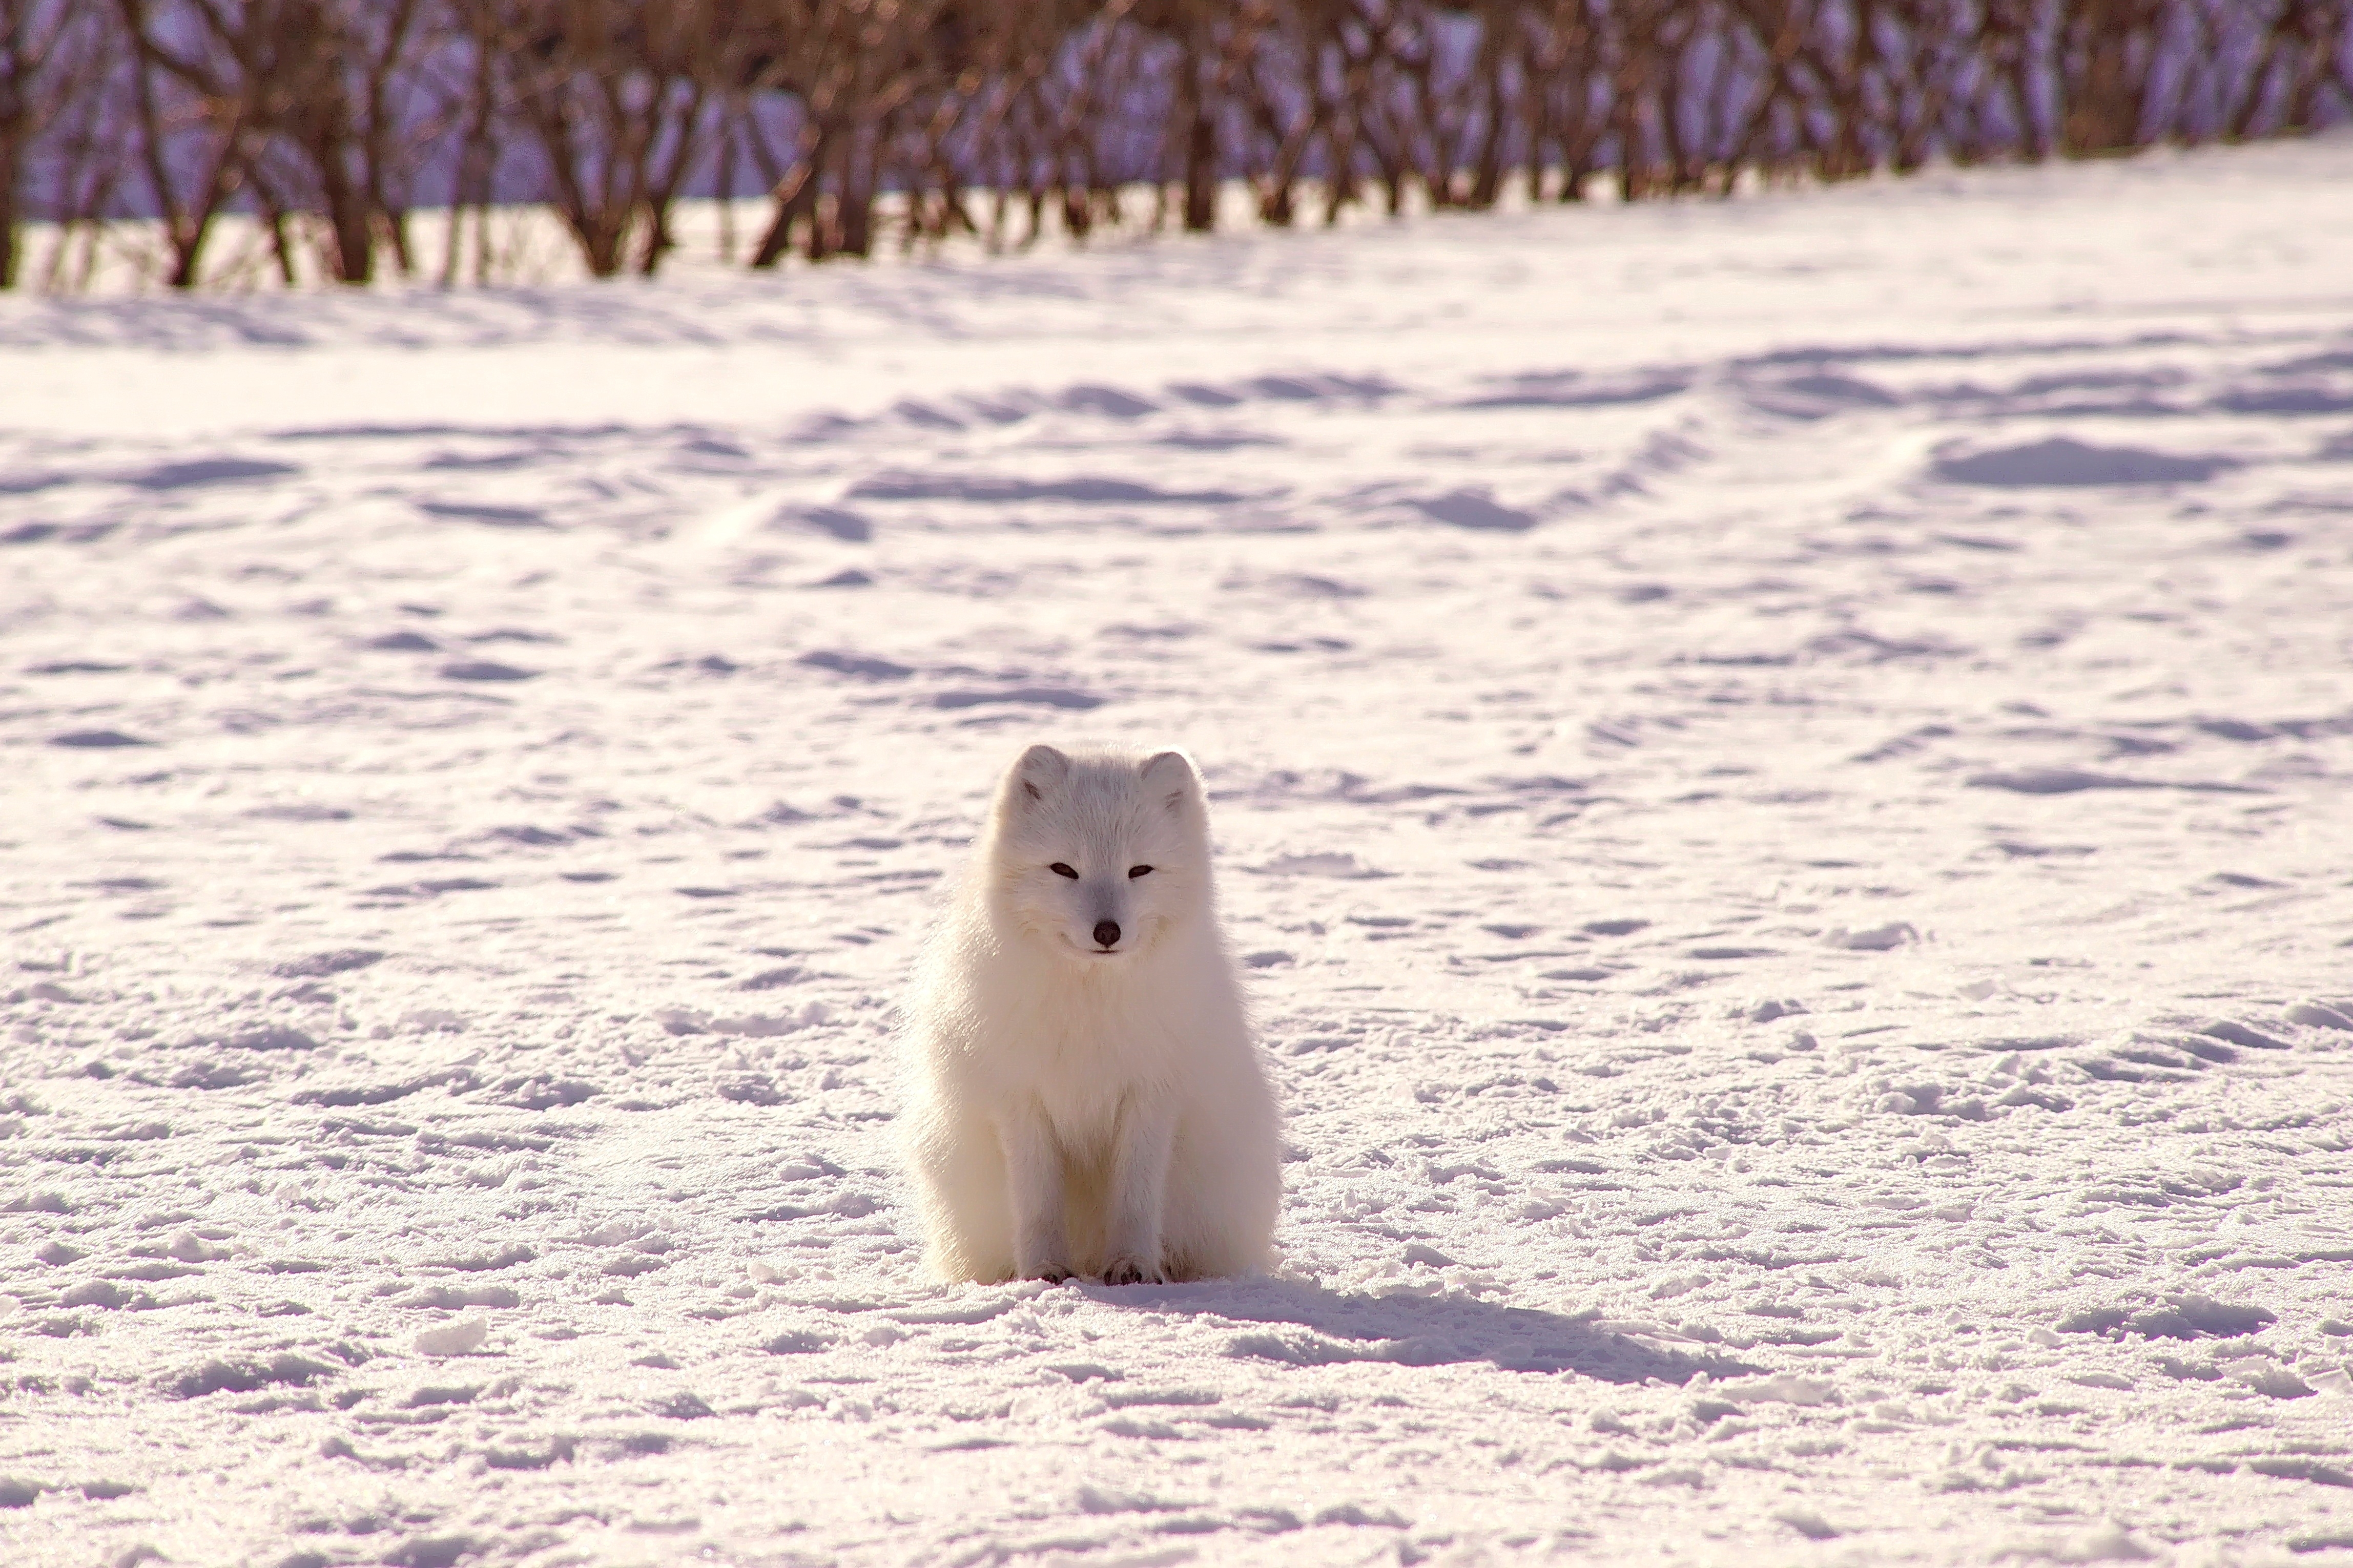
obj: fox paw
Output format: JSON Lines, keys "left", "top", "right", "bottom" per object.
{"left": 1100, "top": 1257, "right": 1164, "bottom": 1287}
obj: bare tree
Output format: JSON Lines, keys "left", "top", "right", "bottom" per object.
{"left": 117, "top": 0, "right": 269, "bottom": 288}
{"left": 437, "top": 0, "right": 504, "bottom": 284}
{"left": 479, "top": 0, "right": 725, "bottom": 277}
{"left": 1, "top": 1, "right": 115, "bottom": 287}
{"left": 739, "top": 0, "right": 961, "bottom": 267}
{"left": 2058, "top": 0, "right": 2166, "bottom": 154}
{"left": 1527, "top": 0, "right": 1611, "bottom": 201}
{"left": 1129, "top": 0, "right": 1273, "bottom": 230}
{"left": 26, "top": 8, "right": 132, "bottom": 291}
{"left": 249, "top": 0, "right": 432, "bottom": 283}
{"left": 2226, "top": 0, "right": 2351, "bottom": 137}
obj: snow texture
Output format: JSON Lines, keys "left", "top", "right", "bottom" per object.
{"left": 5, "top": 139, "right": 2353, "bottom": 1567}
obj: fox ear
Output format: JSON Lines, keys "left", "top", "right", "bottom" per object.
{"left": 1140, "top": 749, "right": 1198, "bottom": 812}
{"left": 1010, "top": 744, "right": 1071, "bottom": 804}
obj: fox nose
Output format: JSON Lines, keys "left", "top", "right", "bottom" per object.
{"left": 1092, "top": 920, "right": 1121, "bottom": 949}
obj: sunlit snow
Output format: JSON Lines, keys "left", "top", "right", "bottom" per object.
{"left": 5, "top": 138, "right": 2352, "bottom": 1567}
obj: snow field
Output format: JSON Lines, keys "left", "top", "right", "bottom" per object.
{"left": 3, "top": 136, "right": 2352, "bottom": 1567}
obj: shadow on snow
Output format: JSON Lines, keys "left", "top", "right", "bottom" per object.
{"left": 1090, "top": 1276, "right": 1760, "bottom": 1385}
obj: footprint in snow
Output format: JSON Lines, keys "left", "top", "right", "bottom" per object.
{"left": 1931, "top": 437, "right": 2239, "bottom": 486}
{"left": 1742, "top": 371, "right": 1900, "bottom": 419}
{"left": 848, "top": 470, "right": 1246, "bottom": 506}
{"left": 49, "top": 729, "right": 154, "bottom": 748}
{"left": 775, "top": 504, "right": 872, "bottom": 542}
{"left": 417, "top": 500, "right": 549, "bottom": 528}
{"left": 799, "top": 650, "right": 912, "bottom": 680}
{"left": 1583, "top": 918, "right": 1649, "bottom": 936}
{"left": 1968, "top": 767, "right": 2259, "bottom": 795}
{"left": 129, "top": 457, "right": 297, "bottom": 491}
{"left": 1055, "top": 384, "right": 1157, "bottom": 419}
{"left": 364, "top": 630, "right": 439, "bottom": 652}
{"left": 933, "top": 687, "right": 1103, "bottom": 712}
{"left": 1409, "top": 488, "right": 1538, "bottom": 532}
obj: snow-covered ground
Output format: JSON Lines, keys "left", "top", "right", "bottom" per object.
{"left": 5, "top": 137, "right": 2353, "bottom": 1568}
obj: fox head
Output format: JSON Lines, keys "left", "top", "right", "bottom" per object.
{"left": 984, "top": 744, "right": 1210, "bottom": 963}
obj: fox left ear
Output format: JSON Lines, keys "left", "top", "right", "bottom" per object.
{"left": 1140, "top": 750, "right": 1198, "bottom": 813}
{"left": 1010, "top": 743, "right": 1071, "bottom": 805}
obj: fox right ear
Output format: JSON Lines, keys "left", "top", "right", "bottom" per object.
{"left": 1139, "top": 749, "right": 1199, "bottom": 813}
{"left": 1009, "top": 744, "right": 1071, "bottom": 804}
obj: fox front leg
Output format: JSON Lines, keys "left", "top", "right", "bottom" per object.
{"left": 997, "top": 1103, "right": 1074, "bottom": 1283}
{"left": 1101, "top": 1095, "right": 1177, "bottom": 1286}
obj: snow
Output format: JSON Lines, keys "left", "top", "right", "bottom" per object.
{"left": 5, "top": 136, "right": 2353, "bottom": 1567}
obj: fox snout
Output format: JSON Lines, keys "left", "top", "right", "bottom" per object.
{"left": 1087, "top": 883, "right": 1127, "bottom": 950}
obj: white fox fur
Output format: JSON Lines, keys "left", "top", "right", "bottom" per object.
{"left": 900, "top": 744, "right": 1281, "bottom": 1284}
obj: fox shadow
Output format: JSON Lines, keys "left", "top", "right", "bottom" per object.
{"left": 1086, "top": 1276, "right": 1761, "bottom": 1385}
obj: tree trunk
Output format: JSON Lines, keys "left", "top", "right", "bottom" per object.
{"left": 0, "top": 120, "right": 18, "bottom": 289}
{"left": 1181, "top": 41, "right": 1216, "bottom": 232}
{"left": 260, "top": 193, "right": 298, "bottom": 285}
{"left": 752, "top": 121, "right": 828, "bottom": 269}
{"left": 2061, "top": 0, "right": 2159, "bottom": 156}
{"left": 444, "top": 31, "right": 495, "bottom": 288}
{"left": 318, "top": 148, "right": 374, "bottom": 283}
{"left": 1466, "top": 45, "right": 1509, "bottom": 210}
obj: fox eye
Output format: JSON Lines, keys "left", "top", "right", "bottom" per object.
{"left": 1128, "top": 865, "right": 1153, "bottom": 878}
{"left": 1048, "top": 863, "right": 1078, "bottom": 879}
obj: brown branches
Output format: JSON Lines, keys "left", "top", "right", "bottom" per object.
{"left": 6, "top": 0, "right": 2351, "bottom": 292}
{"left": 467, "top": 0, "right": 727, "bottom": 277}
{"left": 737, "top": 0, "right": 963, "bottom": 267}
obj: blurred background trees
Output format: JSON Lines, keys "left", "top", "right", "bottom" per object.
{"left": 4, "top": 0, "right": 2348, "bottom": 290}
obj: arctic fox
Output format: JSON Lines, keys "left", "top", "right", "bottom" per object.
{"left": 900, "top": 744, "right": 1281, "bottom": 1285}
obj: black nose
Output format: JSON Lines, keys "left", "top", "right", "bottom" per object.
{"left": 1093, "top": 921, "right": 1121, "bottom": 949}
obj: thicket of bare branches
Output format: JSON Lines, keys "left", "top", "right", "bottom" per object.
{"left": 6, "top": 0, "right": 2350, "bottom": 290}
